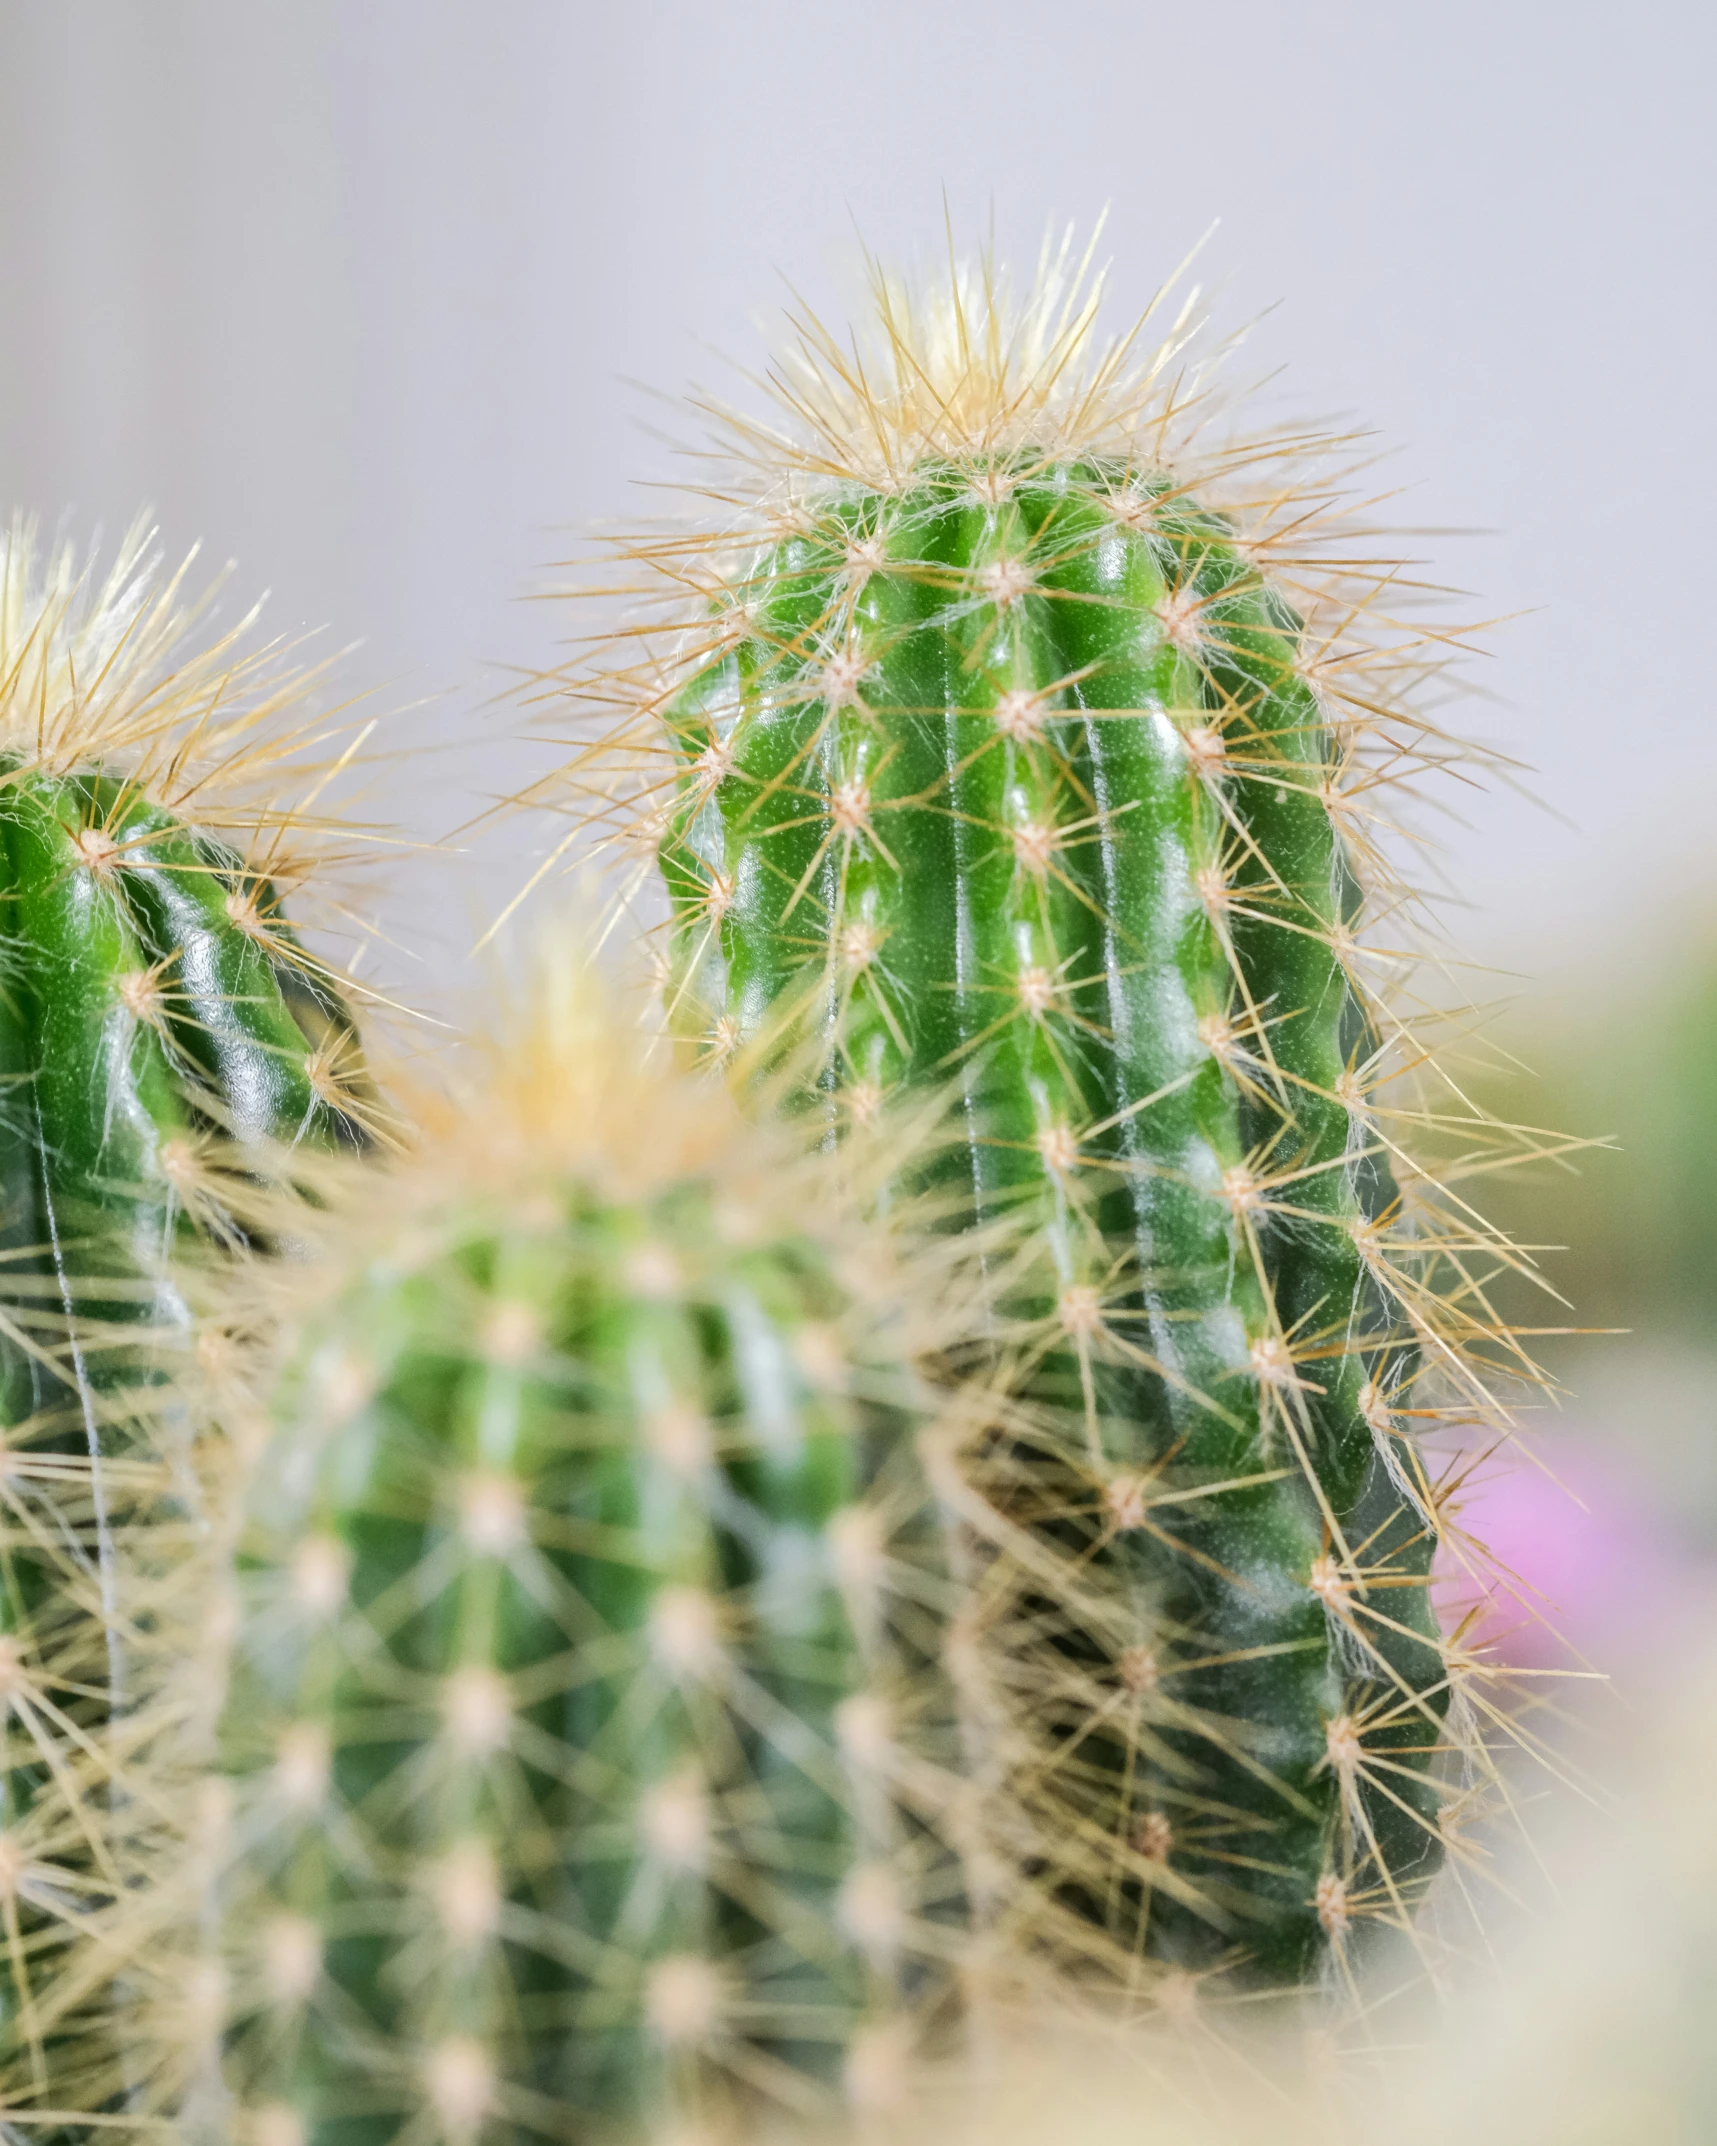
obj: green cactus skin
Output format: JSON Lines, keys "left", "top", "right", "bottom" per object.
{"left": 0, "top": 525, "right": 374, "bottom": 2105}
{"left": 592, "top": 273, "right": 1464, "bottom": 1987}
{"left": 208, "top": 980, "right": 973, "bottom": 2145}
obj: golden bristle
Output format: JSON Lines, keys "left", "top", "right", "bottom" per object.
{"left": 0, "top": 515, "right": 392, "bottom": 904}
{"left": 709, "top": 218, "right": 1206, "bottom": 490}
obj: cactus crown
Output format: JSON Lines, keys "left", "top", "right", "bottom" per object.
{"left": 0, "top": 517, "right": 393, "bottom": 1059}
{"left": 524, "top": 229, "right": 1480, "bottom": 959}
{"left": 723, "top": 225, "right": 1195, "bottom": 482}
{"left": 0, "top": 518, "right": 366, "bottom": 831}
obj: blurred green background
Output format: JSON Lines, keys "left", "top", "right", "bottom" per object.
{"left": 1468, "top": 931, "right": 1717, "bottom": 1542}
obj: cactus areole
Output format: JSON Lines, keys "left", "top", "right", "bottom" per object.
{"left": 583, "top": 246, "right": 1478, "bottom": 1982}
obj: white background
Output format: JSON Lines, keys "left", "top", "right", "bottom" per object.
{"left": 2, "top": 0, "right": 1712, "bottom": 1003}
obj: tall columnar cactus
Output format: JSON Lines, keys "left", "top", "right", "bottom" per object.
{"left": 189, "top": 964, "right": 983, "bottom": 2144}
{"left": 549, "top": 243, "right": 1529, "bottom": 1987}
{"left": 0, "top": 521, "right": 377, "bottom": 2099}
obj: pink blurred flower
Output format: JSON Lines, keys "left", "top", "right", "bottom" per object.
{"left": 1435, "top": 1435, "right": 1701, "bottom": 1668}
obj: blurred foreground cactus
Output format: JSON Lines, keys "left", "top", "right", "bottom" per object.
{"left": 0, "top": 522, "right": 377, "bottom": 2105}
{"left": 181, "top": 961, "right": 989, "bottom": 2144}
{"left": 543, "top": 240, "right": 1538, "bottom": 1985}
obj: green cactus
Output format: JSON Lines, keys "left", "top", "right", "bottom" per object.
{"left": 551, "top": 246, "right": 1522, "bottom": 1987}
{"left": 198, "top": 964, "right": 981, "bottom": 2144}
{"left": 0, "top": 521, "right": 377, "bottom": 2098}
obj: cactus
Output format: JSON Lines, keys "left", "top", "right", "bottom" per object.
{"left": 0, "top": 521, "right": 378, "bottom": 2100}
{"left": 543, "top": 239, "right": 1535, "bottom": 1988}
{"left": 187, "top": 960, "right": 985, "bottom": 2144}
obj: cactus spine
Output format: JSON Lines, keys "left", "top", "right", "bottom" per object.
{"left": 550, "top": 245, "right": 1519, "bottom": 1985}
{"left": 202, "top": 965, "right": 980, "bottom": 2144}
{"left": 0, "top": 522, "right": 375, "bottom": 2102}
